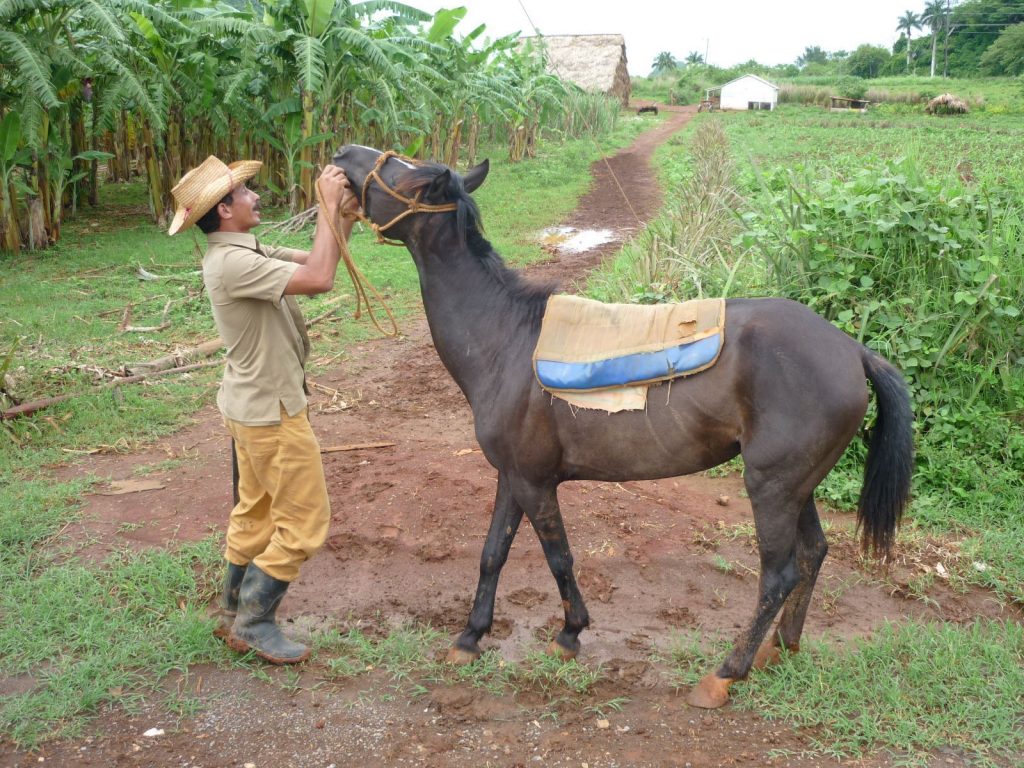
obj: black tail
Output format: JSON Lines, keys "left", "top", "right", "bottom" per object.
{"left": 857, "top": 351, "right": 914, "bottom": 557}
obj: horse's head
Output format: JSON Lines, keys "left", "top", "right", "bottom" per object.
{"left": 331, "top": 145, "right": 489, "bottom": 245}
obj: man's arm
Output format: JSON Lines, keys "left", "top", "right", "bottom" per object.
{"left": 284, "top": 166, "right": 360, "bottom": 296}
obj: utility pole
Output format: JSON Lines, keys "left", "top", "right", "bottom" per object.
{"left": 705, "top": 37, "right": 709, "bottom": 65}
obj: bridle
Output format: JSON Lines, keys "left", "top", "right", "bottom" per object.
{"left": 312, "top": 150, "right": 459, "bottom": 338}
{"left": 357, "top": 150, "right": 459, "bottom": 245}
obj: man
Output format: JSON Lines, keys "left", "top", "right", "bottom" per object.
{"left": 168, "top": 156, "right": 360, "bottom": 664}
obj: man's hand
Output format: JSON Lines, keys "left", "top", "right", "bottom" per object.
{"left": 316, "top": 165, "right": 355, "bottom": 213}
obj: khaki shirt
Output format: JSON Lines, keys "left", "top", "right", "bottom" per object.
{"left": 203, "top": 232, "right": 311, "bottom": 426}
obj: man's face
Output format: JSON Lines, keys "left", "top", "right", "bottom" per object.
{"left": 217, "top": 183, "right": 261, "bottom": 232}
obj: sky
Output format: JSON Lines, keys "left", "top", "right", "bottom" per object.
{"left": 406, "top": 1, "right": 924, "bottom": 75}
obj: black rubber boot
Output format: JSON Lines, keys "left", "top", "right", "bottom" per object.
{"left": 212, "top": 562, "right": 247, "bottom": 640}
{"left": 227, "top": 565, "right": 310, "bottom": 664}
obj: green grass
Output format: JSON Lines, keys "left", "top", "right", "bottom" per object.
{"left": 741, "top": 622, "right": 1024, "bottom": 763}
{"left": 0, "top": 538, "right": 224, "bottom": 746}
{"left": 0, "top": 117, "right": 648, "bottom": 748}
{"left": 661, "top": 622, "right": 1024, "bottom": 764}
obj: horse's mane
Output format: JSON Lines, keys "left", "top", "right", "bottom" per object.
{"left": 395, "top": 163, "right": 556, "bottom": 327}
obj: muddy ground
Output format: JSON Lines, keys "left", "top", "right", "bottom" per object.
{"left": 2, "top": 107, "right": 1015, "bottom": 768}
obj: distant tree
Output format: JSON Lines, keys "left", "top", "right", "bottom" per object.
{"left": 684, "top": 51, "right": 705, "bottom": 67}
{"left": 846, "top": 44, "right": 890, "bottom": 78}
{"left": 651, "top": 51, "right": 678, "bottom": 76}
{"left": 896, "top": 10, "right": 922, "bottom": 72}
{"left": 980, "top": 22, "right": 1024, "bottom": 75}
{"left": 921, "top": 0, "right": 947, "bottom": 77}
{"left": 829, "top": 49, "right": 850, "bottom": 75}
{"left": 796, "top": 45, "right": 828, "bottom": 68}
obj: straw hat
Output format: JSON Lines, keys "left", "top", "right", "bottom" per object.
{"left": 168, "top": 155, "right": 263, "bottom": 235}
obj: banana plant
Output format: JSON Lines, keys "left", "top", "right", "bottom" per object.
{"left": 260, "top": 103, "right": 333, "bottom": 213}
{"left": 0, "top": 113, "right": 32, "bottom": 254}
{"left": 259, "top": 0, "right": 428, "bottom": 208}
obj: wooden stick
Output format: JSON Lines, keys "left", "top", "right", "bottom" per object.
{"left": 320, "top": 441, "right": 395, "bottom": 453}
{"left": 2, "top": 360, "right": 222, "bottom": 421}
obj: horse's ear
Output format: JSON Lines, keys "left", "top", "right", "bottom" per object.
{"left": 424, "top": 169, "right": 452, "bottom": 202}
{"left": 463, "top": 159, "right": 489, "bottom": 193}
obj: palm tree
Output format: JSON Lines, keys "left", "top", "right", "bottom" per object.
{"left": 896, "top": 10, "right": 921, "bottom": 72}
{"left": 651, "top": 51, "right": 677, "bottom": 76}
{"left": 921, "top": 0, "right": 947, "bottom": 77}
{"left": 684, "top": 51, "right": 704, "bottom": 67}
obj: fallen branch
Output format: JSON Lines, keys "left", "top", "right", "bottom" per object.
{"left": 123, "top": 300, "right": 172, "bottom": 333}
{"left": 137, "top": 265, "right": 202, "bottom": 282}
{"left": 306, "top": 296, "right": 344, "bottom": 328}
{"left": 2, "top": 359, "right": 222, "bottom": 421}
{"left": 117, "top": 303, "right": 134, "bottom": 331}
{"left": 126, "top": 337, "right": 223, "bottom": 376}
{"left": 321, "top": 441, "right": 395, "bottom": 453}
{"left": 262, "top": 206, "right": 318, "bottom": 234}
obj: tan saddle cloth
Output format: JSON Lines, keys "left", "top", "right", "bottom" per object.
{"left": 533, "top": 295, "right": 725, "bottom": 412}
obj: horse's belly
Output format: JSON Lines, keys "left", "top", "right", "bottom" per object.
{"left": 558, "top": 406, "right": 740, "bottom": 482}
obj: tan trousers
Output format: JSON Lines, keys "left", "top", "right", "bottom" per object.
{"left": 224, "top": 407, "right": 330, "bottom": 582}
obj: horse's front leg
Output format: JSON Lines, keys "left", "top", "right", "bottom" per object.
{"left": 447, "top": 472, "right": 524, "bottom": 664}
{"left": 512, "top": 477, "right": 590, "bottom": 659}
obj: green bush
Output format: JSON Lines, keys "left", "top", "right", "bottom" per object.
{"left": 740, "top": 157, "right": 1023, "bottom": 508}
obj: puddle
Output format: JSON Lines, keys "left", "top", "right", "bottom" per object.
{"left": 539, "top": 226, "right": 615, "bottom": 254}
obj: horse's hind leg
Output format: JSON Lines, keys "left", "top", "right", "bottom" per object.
{"left": 753, "top": 497, "right": 828, "bottom": 669}
{"left": 513, "top": 477, "right": 590, "bottom": 658}
{"left": 687, "top": 468, "right": 802, "bottom": 709}
{"left": 448, "top": 473, "right": 524, "bottom": 663}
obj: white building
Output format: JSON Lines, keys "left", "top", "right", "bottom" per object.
{"left": 706, "top": 74, "right": 779, "bottom": 111}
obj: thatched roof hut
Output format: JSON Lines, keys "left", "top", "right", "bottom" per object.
{"left": 520, "top": 34, "right": 631, "bottom": 107}
{"left": 925, "top": 93, "right": 969, "bottom": 115}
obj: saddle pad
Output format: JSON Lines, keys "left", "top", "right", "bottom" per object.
{"left": 534, "top": 295, "right": 725, "bottom": 394}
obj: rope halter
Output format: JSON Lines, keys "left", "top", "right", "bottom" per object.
{"left": 357, "top": 150, "right": 459, "bottom": 245}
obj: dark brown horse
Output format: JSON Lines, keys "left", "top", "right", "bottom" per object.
{"left": 331, "top": 146, "right": 914, "bottom": 708}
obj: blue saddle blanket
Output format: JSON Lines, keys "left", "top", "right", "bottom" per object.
{"left": 533, "top": 296, "right": 725, "bottom": 393}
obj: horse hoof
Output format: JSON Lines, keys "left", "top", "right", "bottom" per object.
{"left": 445, "top": 646, "right": 480, "bottom": 665}
{"left": 752, "top": 640, "right": 782, "bottom": 670}
{"left": 546, "top": 640, "right": 578, "bottom": 661}
{"left": 686, "top": 673, "right": 734, "bottom": 709}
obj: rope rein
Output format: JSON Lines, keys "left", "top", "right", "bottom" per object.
{"left": 315, "top": 177, "right": 399, "bottom": 338}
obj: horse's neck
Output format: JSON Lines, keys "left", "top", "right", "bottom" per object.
{"left": 409, "top": 235, "right": 540, "bottom": 404}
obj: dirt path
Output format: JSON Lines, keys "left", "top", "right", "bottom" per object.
{"left": 4, "top": 107, "right": 1012, "bottom": 768}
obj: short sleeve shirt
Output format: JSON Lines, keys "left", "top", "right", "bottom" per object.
{"left": 203, "top": 231, "right": 311, "bottom": 425}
